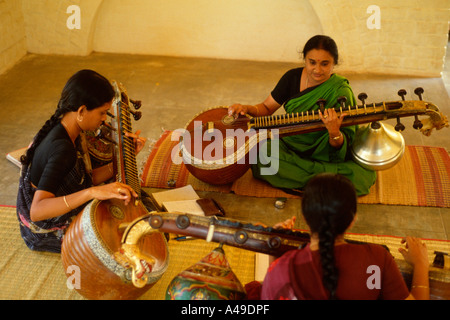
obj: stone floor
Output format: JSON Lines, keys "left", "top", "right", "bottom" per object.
{"left": 0, "top": 45, "right": 449, "bottom": 241}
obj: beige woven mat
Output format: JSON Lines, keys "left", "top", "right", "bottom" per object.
{"left": 0, "top": 205, "right": 254, "bottom": 300}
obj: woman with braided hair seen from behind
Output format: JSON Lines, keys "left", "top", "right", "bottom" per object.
{"left": 261, "top": 173, "right": 430, "bottom": 300}
{"left": 16, "top": 69, "right": 145, "bottom": 253}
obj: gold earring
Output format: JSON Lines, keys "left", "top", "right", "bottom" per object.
{"left": 77, "top": 116, "right": 83, "bottom": 122}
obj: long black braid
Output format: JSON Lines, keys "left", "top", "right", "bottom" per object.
{"left": 301, "top": 173, "right": 357, "bottom": 300}
{"left": 317, "top": 217, "right": 339, "bottom": 299}
{"left": 20, "top": 69, "right": 115, "bottom": 167}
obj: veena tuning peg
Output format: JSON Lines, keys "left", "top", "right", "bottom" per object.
{"left": 337, "top": 96, "right": 348, "bottom": 109}
{"left": 395, "top": 89, "right": 407, "bottom": 131}
{"left": 316, "top": 98, "right": 327, "bottom": 113}
{"left": 130, "top": 99, "right": 142, "bottom": 110}
{"left": 358, "top": 93, "right": 368, "bottom": 105}
{"left": 412, "top": 87, "right": 424, "bottom": 129}
{"left": 397, "top": 89, "right": 407, "bottom": 101}
{"left": 130, "top": 110, "right": 142, "bottom": 121}
{"left": 414, "top": 87, "right": 424, "bottom": 100}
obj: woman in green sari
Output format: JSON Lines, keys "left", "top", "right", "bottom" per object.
{"left": 228, "top": 35, "right": 376, "bottom": 196}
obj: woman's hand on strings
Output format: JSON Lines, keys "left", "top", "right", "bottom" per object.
{"left": 90, "top": 182, "right": 138, "bottom": 205}
{"left": 319, "top": 108, "right": 346, "bottom": 137}
{"left": 228, "top": 104, "right": 248, "bottom": 117}
{"left": 273, "top": 216, "right": 297, "bottom": 230}
{"left": 398, "top": 236, "right": 429, "bottom": 270}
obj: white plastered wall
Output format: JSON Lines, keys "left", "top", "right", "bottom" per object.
{"left": 0, "top": 0, "right": 448, "bottom": 77}
{"left": 0, "top": 0, "right": 27, "bottom": 75}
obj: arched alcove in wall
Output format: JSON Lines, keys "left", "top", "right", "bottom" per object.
{"left": 21, "top": 0, "right": 104, "bottom": 56}
{"left": 91, "top": 0, "right": 323, "bottom": 63}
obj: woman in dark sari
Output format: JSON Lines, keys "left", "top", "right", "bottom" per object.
{"left": 16, "top": 70, "right": 144, "bottom": 253}
{"left": 228, "top": 35, "right": 376, "bottom": 195}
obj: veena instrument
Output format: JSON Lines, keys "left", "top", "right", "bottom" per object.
{"left": 143, "top": 212, "right": 450, "bottom": 300}
{"left": 180, "top": 89, "right": 448, "bottom": 185}
{"left": 61, "top": 82, "right": 169, "bottom": 300}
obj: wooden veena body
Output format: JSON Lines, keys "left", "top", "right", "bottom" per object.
{"left": 147, "top": 212, "right": 450, "bottom": 300}
{"left": 180, "top": 95, "right": 448, "bottom": 185}
{"left": 61, "top": 82, "right": 169, "bottom": 300}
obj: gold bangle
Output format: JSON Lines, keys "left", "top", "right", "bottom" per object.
{"left": 411, "top": 285, "right": 429, "bottom": 289}
{"left": 330, "top": 132, "right": 343, "bottom": 140}
{"left": 63, "top": 195, "right": 73, "bottom": 210}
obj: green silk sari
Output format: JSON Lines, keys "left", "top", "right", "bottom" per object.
{"left": 252, "top": 74, "right": 376, "bottom": 196}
